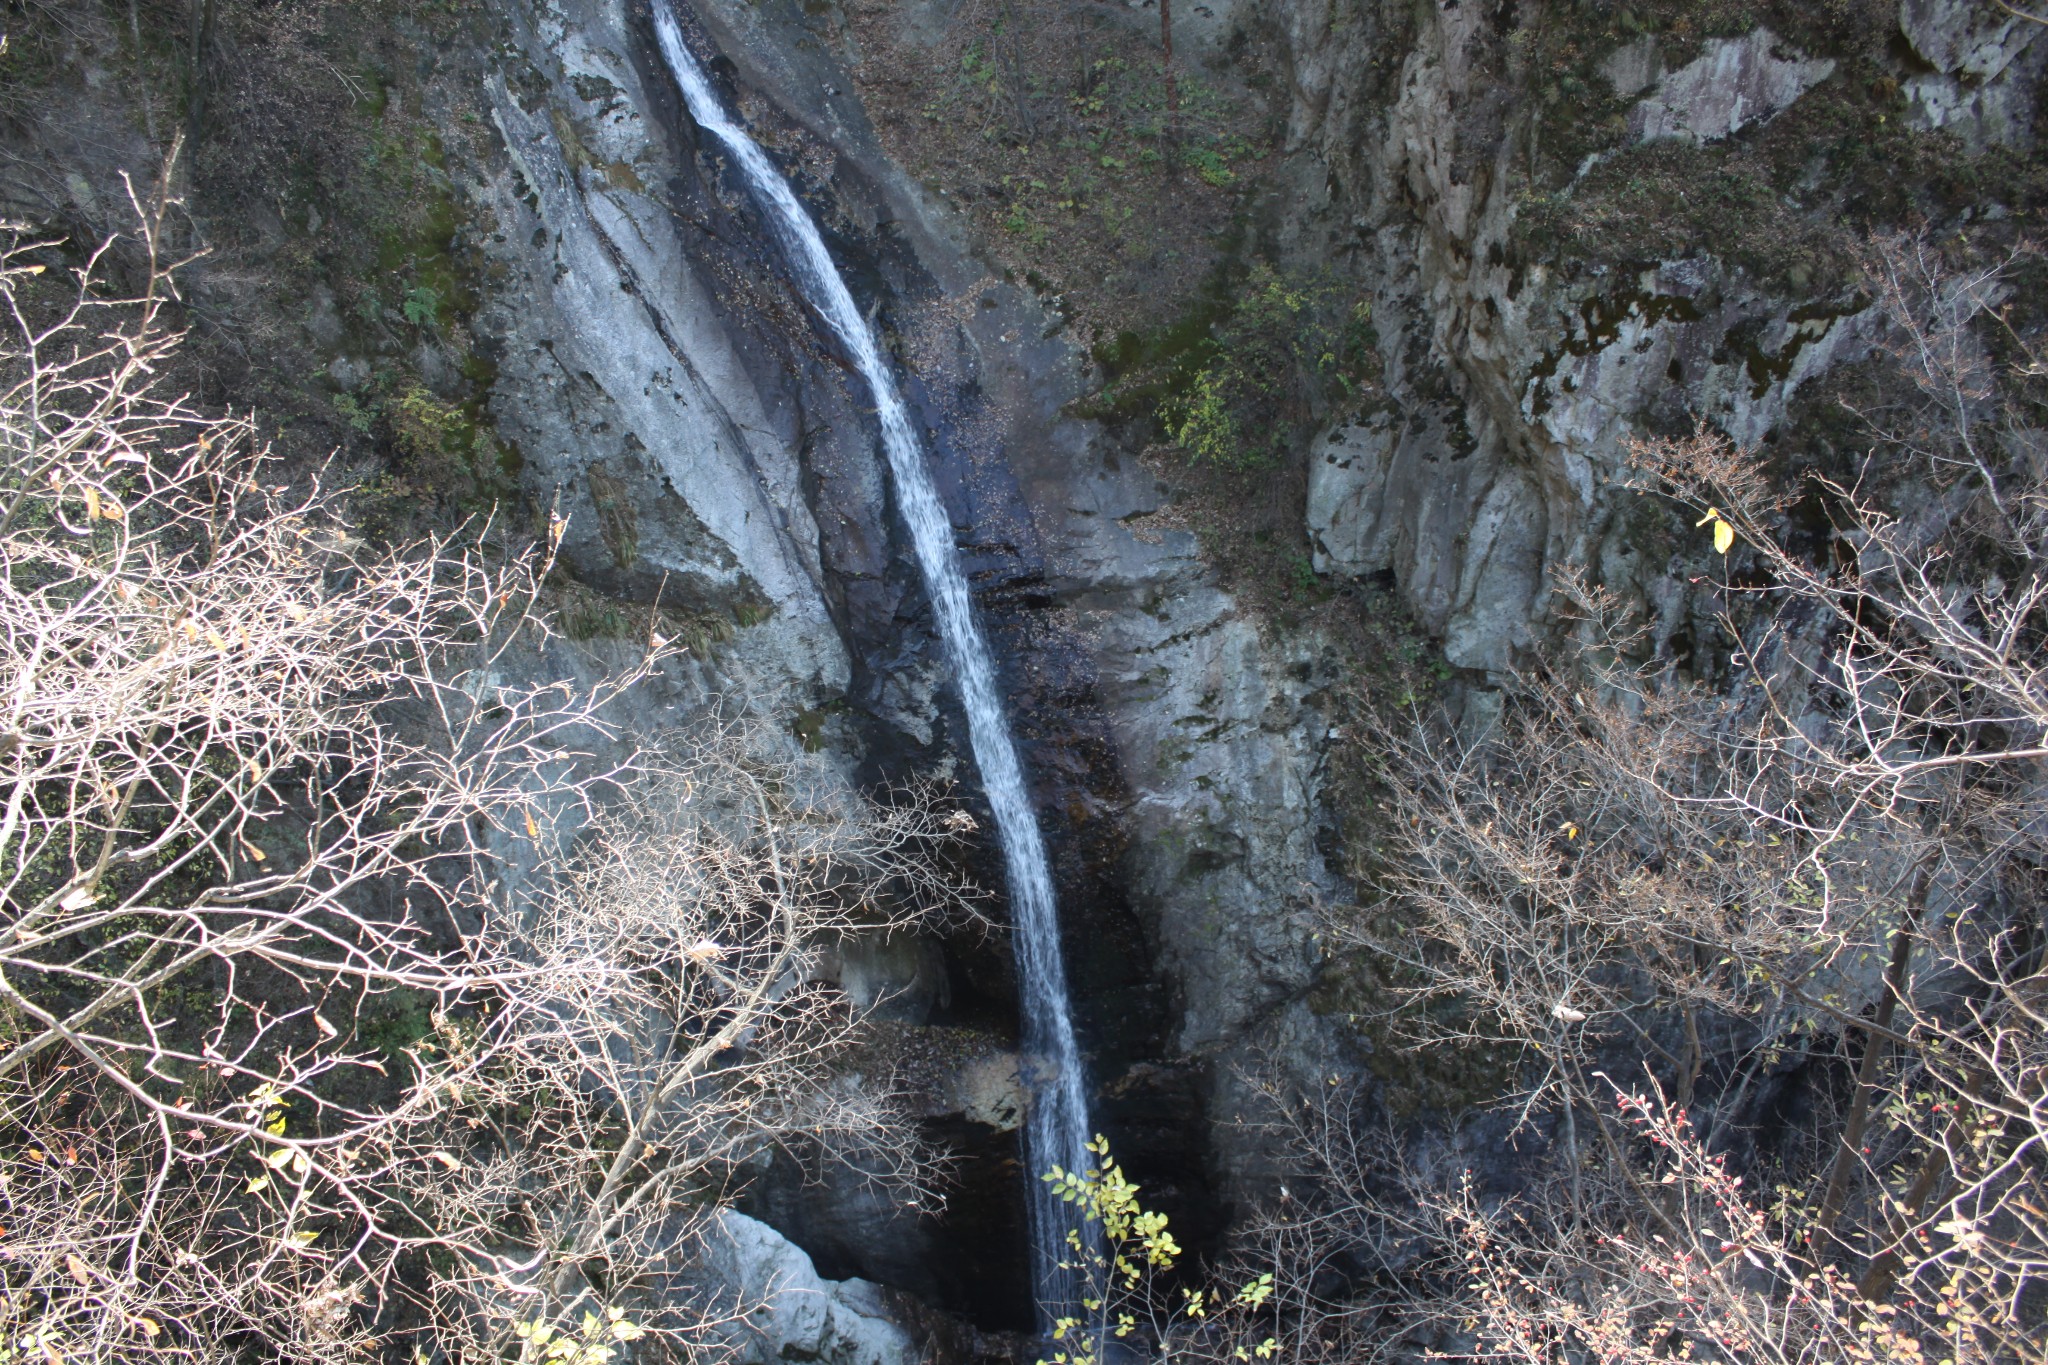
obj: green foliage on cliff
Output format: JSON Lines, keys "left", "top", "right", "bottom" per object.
{"left": 844, "top": 0, "right": 1278, "bottom": 354}
{"left": 1158, "top": 263, "right": 1373, "bottom": 470}
{"left": 1042, "top": 1137, "right": 1279, "bottom": 1365}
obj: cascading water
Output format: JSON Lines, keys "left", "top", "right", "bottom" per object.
{"left": 650, "top": 2, "right": 1097, "bottom": 1330}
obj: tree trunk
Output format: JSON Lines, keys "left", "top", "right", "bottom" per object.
{"left": 1160, "top": 0, "right": 1178, "bottom": 168}
{"left": 186, "top": 0, "right": 216, "bottom": 147}
{"left": 1816, "top": 856, "right": 1936, "bottom": 1238}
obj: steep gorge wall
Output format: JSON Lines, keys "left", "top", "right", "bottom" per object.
{"left": 4, "top": 0, "right": 2041, "bottom": 1347}
{"left": 1274, "top": 0, "right": 2042, "bottom": 675}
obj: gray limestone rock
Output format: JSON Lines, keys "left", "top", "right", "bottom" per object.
{"left": 951, "top": 1052, "right": 1026, "bottom": 1132}
{"left": 695, "top": 1212, "right": 923, "bottom": 1365}
{"left": 1898, "top": 0, "right": 2045, "bottom": 149}
{"left": 1443, "top": 467, "right": 1545, "bottom": 673}
{"left": 1599, "top": 39, "right": 1664, "bottom": 98}
{"left": 480, "top": 0, "right": 850, "bottom": 695}
{"left": 1903, "top": 65, "right": 2043, "bottom": 149}
{"left": 1274, "top": 0, "right": 1890, "bottom": 675}
{"left": 1901, "top": 0, "right": 2040, "bottom": 77}
{"left": 1627, "top": 28, "right": 1835, "bottom": 145}
{"left": 1306, "top": 412, "right": 1398, "bottom": 577}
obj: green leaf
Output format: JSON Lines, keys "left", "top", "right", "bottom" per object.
{"left": 402, "top": 285, "right": 441, "bottom": 329}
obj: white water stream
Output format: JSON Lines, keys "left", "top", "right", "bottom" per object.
{"left": 651, "top": 3, "right": 1097, "bottom": 1327}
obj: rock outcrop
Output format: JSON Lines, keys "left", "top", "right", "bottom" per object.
{"left": 1900, "top": 0, "right": 2046, "bottom": 149}
{"left": 1626, "top": 29, "right": 1836, "bottom": 146}
{"left": 1273, "top": 0, "right": 2023, "bottom": 675}
{"left": 691, "top": 1212, "right": 928, "bottom": 1365}
{"left": 6, "top": 0, "right": 2034, "bottom": 1341}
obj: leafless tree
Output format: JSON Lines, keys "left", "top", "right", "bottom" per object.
{"left": 1431, "top": 1081, "right": 1942, "bottom": 1365}
{"left": 406, "top": 728, "right": 984, "bottom": 1361}
{"left": 1302, "top": 233, "right": 2048, "bottom": 1362}
{"left": 0, "top": 188, "right": 981, "bottom": 1361}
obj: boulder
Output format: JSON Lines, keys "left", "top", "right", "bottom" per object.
{"left": 695, "top": 1212, "right": 923, "bottom": 1365}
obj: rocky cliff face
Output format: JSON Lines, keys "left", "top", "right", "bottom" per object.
{"left": 1279, "top": 0, "right": 2040, "bottom": 675}
{"left": 446, "top": 0, "right": 1348, "bottom": 1323}
{"left": 4, "top": 0, "right": 2038, "bottom": 1349}
{"left": 463, "top": 0, "right": 1370, "bottom": 1315}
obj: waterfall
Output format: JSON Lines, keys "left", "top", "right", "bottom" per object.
{"left": 650, "top": 3, "right": 1097, "bottom": 1329}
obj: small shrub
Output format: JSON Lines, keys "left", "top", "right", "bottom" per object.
{"left": 1041, "top": 1137, "right": 1279, "bottom": 1365}
{"left": 401, "top": 282, "right": 441, "bottom": 329}
{"left": 1159, "top": 262, "right": 1372, "bottom": 470}
{"left": 1184, "top": 146, "right": 1235, "bottom": 188}
{"left": 332, "top": 390, "right": 378, "bottom": 434}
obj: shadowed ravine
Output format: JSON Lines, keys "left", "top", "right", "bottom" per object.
{"left": 650, "top": 0, "right": 1098, "bottom": 1331}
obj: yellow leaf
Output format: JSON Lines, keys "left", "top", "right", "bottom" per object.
{"left": 523, "top": 809, "right": 539, "bottom": 839}
{"left": 264, "top": 1111, "right": 288, "bottom": 1136}
{"left": 290, "top": 1230, "right": 319, "bottom": 1246}
{"left": 65, "top": 1253, "right": 90, "bottom": 1286}
{"left": 135, "top": 1317, "right": 160, "bottom": 1339}
{"left": 1713, "top": 518, "right": 1735, "bottom": 555}
{"left": 246, "top": 1175, "right": 269, "bottom": 1193}
{"left": 84, "top": 487, "right": 100, "bottom": 521}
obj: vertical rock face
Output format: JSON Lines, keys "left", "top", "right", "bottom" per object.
{"left": 464, "top": 0, "right": 1343, "bottom": 1317}
{"left": 1275, "top": 0, "right": 2041, "bottom": 678}
{"left": 629, "top": 0, "right": 1350, "bottom": 1227}
{"left": 1899, "top": 0, "right": 2046, "bottom": 148}
{"left": 1277, "top": 2, "right": 1881, "bottom": 673}
{"left": 480, "top": 0, "right": 861, "bottom": 696}
{"left": 11, "top": 0, "right": 2035, "bottom": 1341}
{"left": 456, "top": 0, "right": 2043, "bottom": 1276}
